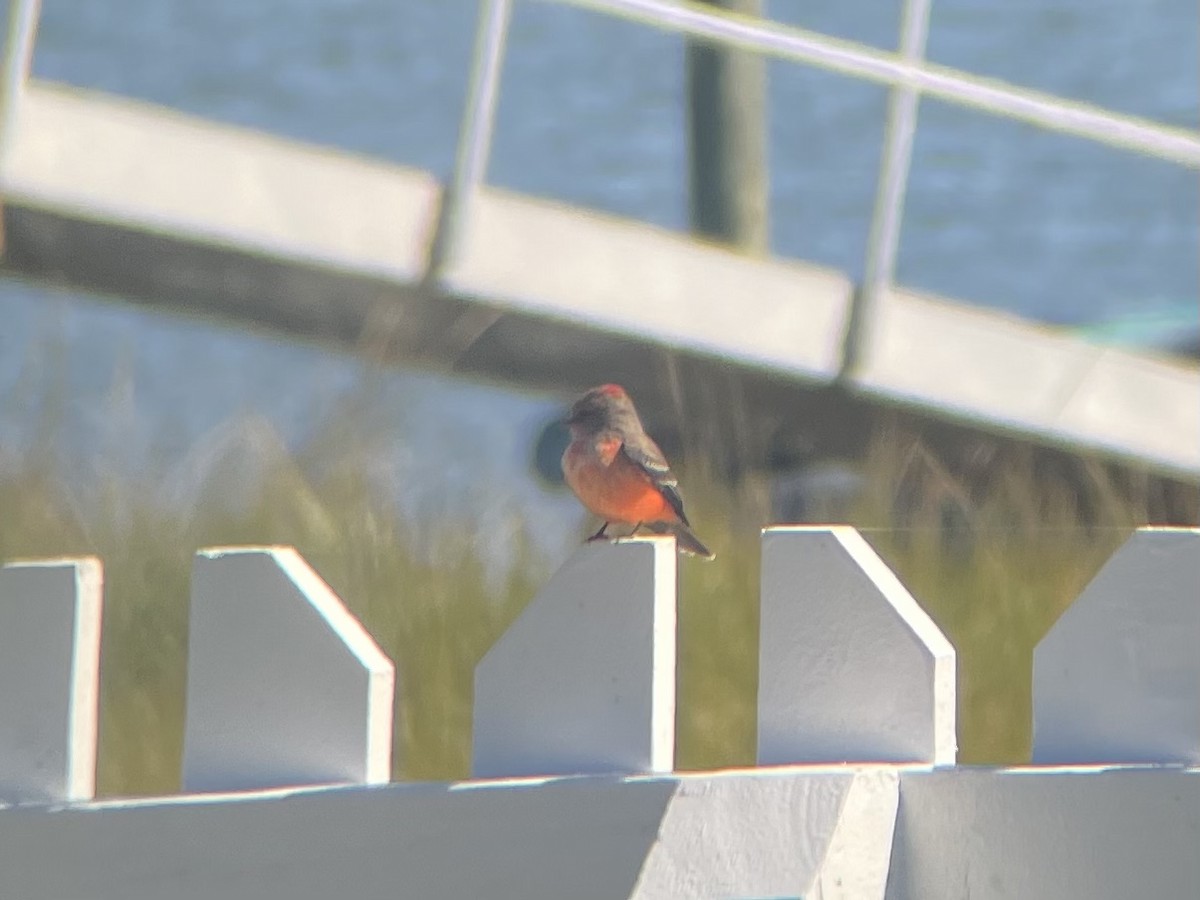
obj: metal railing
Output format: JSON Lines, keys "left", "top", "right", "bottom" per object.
{"left": 0, "top": 0, "right": 42, "bottom": 171}
{"left": 3, "top": 0, "right": 1197, "bottom": 366}
{"left": 435, "top": 0, "right": 1200, "bottom": 371}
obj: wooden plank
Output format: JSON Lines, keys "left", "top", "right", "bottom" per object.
{"left": 0, "top": 557, "right": 102, "bottom": 804}
{"left": 473, "top": 537, "right": 677, "bottom": 778}
{"left": 183, "top": 547, "right": 394, "bottom": 792}
{"left": 758, "top": 527, "right": 956, "bottom": 766}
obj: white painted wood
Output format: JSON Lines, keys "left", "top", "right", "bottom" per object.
{"left": 1033, "top": 527, "right": 1200, "bottom": 765}
{"left": 0, "top": 766, "right": 899, "bottom": 900}
{"left": 473, "top": 536, "right": 676, "bottom": 778}
{"left": 10, "top": 762, "right": 1194, "bottom": 900}
{"left": 6, "top": 82, "right": 439, "bottom": 280}
{"left": 819, "top": 767, "right": 902, "bottom": 899}
{"left": 444, "top": 185, "right": 853, "bottom": 379}
{"left": 0, "top": 558, "right": 102, "bottom": 804}
{"left": 0, "top": 778, "right": 671, "bottom": 900}
{"left": 634, "top": 767, "right": 898, "bottom": 899}
{"left": 854, "top": 285, "right": 1200, "bottom": 478}
{"left": 887, "top": 766, "right": 1200, "bottom": 900}
{"left": 758, "top": 526, "right": 956, "bottom": 766}
{"left": 182, "top": 547, "right": 395, "bottom": 792}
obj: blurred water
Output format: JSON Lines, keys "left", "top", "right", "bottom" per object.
{"left": 2, "top": 0, "right": 1197, "bottom": 550}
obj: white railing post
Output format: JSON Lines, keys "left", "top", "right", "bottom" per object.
{"left": 0, "top": 0, "right": 41, "bottom": 170}
{"left": 757, "top": 526, "right": 956, "bottom": 766}
{"left": 0, "top": 557, "right": 102, "bottom": 804}
{"left": 842, "top": 0, "right": 932, "bottom": 375}
{"left": 424, "top": 0, "right": 514, "bottom": 280}
{"left": 473, "top": 536, "right": 677, "bottom": 778}
{"left": 182, "top": 547, "right": 395, "bottom": 792}
{"left": 1033, "top": 526, "right": 1200, "bottom": 765}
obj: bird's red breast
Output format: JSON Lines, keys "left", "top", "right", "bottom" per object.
{"left": 562, "top": 437, "right": 680, "bottom": 525}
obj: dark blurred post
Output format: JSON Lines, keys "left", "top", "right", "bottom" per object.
{"left": 679, "top": 1, "right": 769, "bottom": 482}
{"left": 685, "top": 0, "right": 768, "bottom": 256}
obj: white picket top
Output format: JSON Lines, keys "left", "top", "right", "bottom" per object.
{"left": 758, "top": 526, "right": 957, "bottom": 766}
{"left": 473, "top": 535, "right": 676, "bottom": 778}
{"left": 1032, "top": 527, "right": 1200, "bottom": 765}
{"left": 183, "top": 547, "right": 395, "bottom": 792}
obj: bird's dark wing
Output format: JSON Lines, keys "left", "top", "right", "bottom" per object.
{"left": 620, "top": 438, "right": 691, "bottom": 526}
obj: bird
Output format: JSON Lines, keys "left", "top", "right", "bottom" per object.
{"left": 560, "top": 383, "right": 714, "bottom": 560}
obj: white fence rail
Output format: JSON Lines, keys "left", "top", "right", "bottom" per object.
{"left": 1, "top": 526, "right": 1197, "bottom": 898}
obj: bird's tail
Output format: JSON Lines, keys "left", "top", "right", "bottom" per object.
{"left": 649, "top": 522, "right": 715, "bottom": 560}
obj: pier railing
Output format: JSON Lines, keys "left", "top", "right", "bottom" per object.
{"left": 437, "top": 0, "right": 1200, "bottom": 369}
{"left": 8, "top": 0, "right": 1197, "bottom": 303}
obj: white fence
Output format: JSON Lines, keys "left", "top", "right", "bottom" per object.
{"left": 0, "top": 526, "right": 1197, "bottom": 899}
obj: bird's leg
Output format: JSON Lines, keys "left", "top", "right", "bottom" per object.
{"left": 630, "top": 522, "right": 645, "bottom": 535}
{"left": 587, "top": 522, "right": 610, "bottom": 542}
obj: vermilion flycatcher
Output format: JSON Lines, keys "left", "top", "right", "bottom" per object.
{"left": 561, "top": 384, "right": 715, "bottom": 560}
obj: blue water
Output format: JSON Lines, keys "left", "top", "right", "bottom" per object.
{"left": 3, "top": 0, "right": 1197, "bottom": 557}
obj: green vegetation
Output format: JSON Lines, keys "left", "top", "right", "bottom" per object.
{"left": 1, "top": 372, "right": 1191, "bottom": 796}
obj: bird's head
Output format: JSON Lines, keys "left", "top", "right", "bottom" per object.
{"left": 564, "top": 383, "right": 636, "bottom": 436}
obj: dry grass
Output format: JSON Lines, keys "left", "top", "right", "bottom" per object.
{"left": 1, "top": 371, "right": 1191, "bottom": 795}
